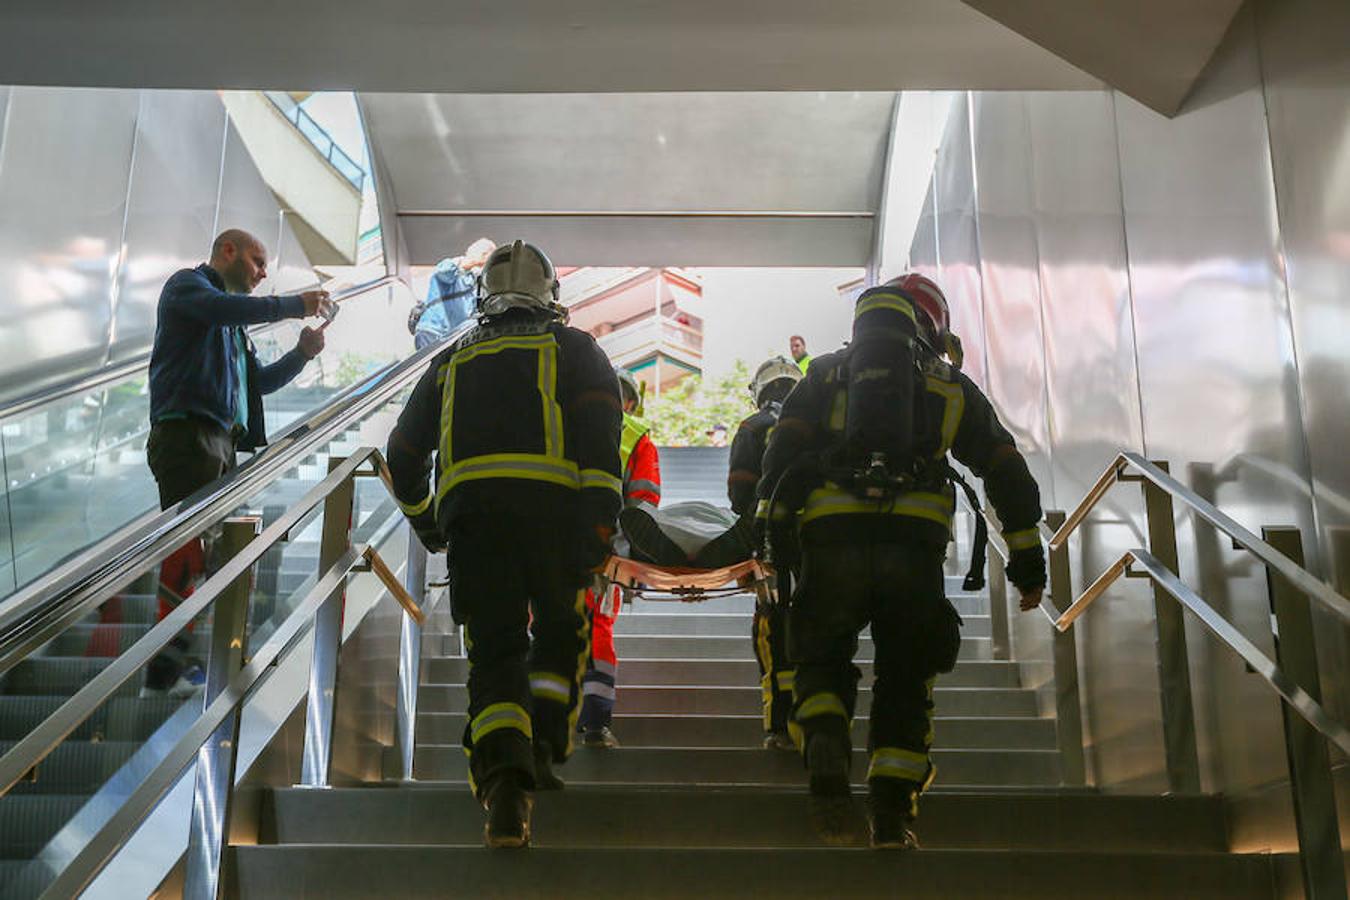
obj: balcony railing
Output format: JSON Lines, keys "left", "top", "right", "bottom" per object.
{"left": 263, "top": 92, "right": 367, "bottom": 191}
{"left": 596, "top": 316, "right": 703, "bottom": 362}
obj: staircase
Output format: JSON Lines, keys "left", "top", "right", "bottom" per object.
{"left": 236, "top": 447, "right": 1280, "bottom": 898}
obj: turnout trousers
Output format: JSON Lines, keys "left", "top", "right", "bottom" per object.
{"left": 789, "top": 536, "right": 962, "bottom": 807}
{"left": 447, "top": 514, "right": 591, "bottom": 799}
{"left": 753, "top": 570, "right": 795, "bottom": 735}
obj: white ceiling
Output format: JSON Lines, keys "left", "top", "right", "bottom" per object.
{"left": 363, "top": 92, "right": 895, "bottom": 266}
{"left": 0, "top": 0, "right": 1099, "bottom": 94}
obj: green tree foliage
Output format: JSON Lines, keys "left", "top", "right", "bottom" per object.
{"left": 645, "top": 360, "right": 755, "bottom": 447}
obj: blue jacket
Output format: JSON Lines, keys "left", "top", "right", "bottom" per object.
{"left": 414, "top": 259, "right": 476, "bottom": 341}
{"left": 148, "top": 265, "right": 310, "bottom": 451}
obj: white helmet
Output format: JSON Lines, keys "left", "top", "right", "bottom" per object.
{"left": 477, "top": 240, "right": 563, "bottom": 319}
{"left": 749, "top": 356, "right": 803, "bottom": 407}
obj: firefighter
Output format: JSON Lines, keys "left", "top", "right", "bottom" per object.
{"left": 759, "top": 274, "right": 1046, "bottom": 849}
{"left": 386, "top": 240, "right": 623, "bottom": 848}
{"left": 577, "top": 367, "right": 662, "bottom": 748}
{"left": 727, "top": 356, "right": 803, "bottom": 750}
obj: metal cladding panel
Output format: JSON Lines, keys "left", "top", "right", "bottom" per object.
{"left": 908, "top": 181, "right": 940, "bottom": 279}
{"left": 970, "top": 92, "right": 1054, "bottom": 505}
{"left": 402, "top": 215, "right": 874, "bottom": 268}
{"left": 1024, "top": 90, "right": 1162, "bottom": 792}
{"left": 1257, "top": 0, "right": 1350, "bottom": 738}
{"left": 111, "top": 90, "right": 227, "bottom": 364}
{"left": 367, "top": 92, "right": 892, "bottom": 213}
{"left": 934, "top": 92, "right": 988, "bottom": 389}
{"left": 0, "top": 87, "right": 139, "bottom": 402}
{"left": 216, "top": 122, "right": 286, "bottom": 298}
{"left": 364, "top": 92, "right": 893, "bottom": 266}
{"left": 1114, "top": 6, "right": 1313, "bottom": 796}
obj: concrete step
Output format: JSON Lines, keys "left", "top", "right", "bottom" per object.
{"left": 411, "top": 744, "right": 1063, "bottom": 787}
{"left": 418, "top": 684, "right": 1041, "bottom": 718}
{"left": 627, "top": 590, "right": 990, "bottom": 617}
{"left": 231, "top": 845, "right": 1275, "bottom": 899}
{"left": 611, "top": 612, "right": 993, "bottom": 638}
{"left": 423, "top": 657, "right": 1023, "bottom": 689}
{"left": 263, "top": 785, "right": 1228, "bottom": 853}
{"left": 416, "top": 712, "right": 1057, "bottom": 750}
{"left": 604, "top": 634, "right": 992, "bottom": 661}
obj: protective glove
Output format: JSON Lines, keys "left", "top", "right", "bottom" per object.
{"left": 409, "top": 509, "right": 447, "bottom": 554}
{"left": 1006, "top": 545, "right": 1047, "bottom": 594}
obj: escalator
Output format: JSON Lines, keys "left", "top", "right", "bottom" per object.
{"left": 0, "top": 277, "right": 438, "bottom": 899}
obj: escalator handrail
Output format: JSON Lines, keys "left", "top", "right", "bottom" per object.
{"left": 0, "top": 274, "right": 405, "bottom": 422}
{"left": 0, "top": 331, "right": 449, "bottom": 673}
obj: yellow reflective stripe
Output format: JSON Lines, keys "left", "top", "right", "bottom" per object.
{"left": 796, "top": 692, "right": 848, "bottom": 722}
{"left": 827, "top": 388, "right": 846, "bottom": 434}
{"left": 776, "top": 670, "right": 795, "bottom": 692}
{"left": 756, "top": 498, "right": 793, "bottom": 522}
{"left": 566, "top": 587, "right": 590, "bottom": 753}
{"left": 539, "top": 345, "right": 564, "bottom": 458}
{"left": 471, "top": 702, "right": 532, "bottom": 743}
{"left": 438, "top": 453, "right": 580, "bottom": 498}
{"left": 1004, "top": 527, "right": 1041, "bottom": 551}
{"left": 530, "top": 671, "right": 571, "bottom": 704}
{"left": 580, "top": 468, "right": 623, "bottom": 495}
{"left": 867, "top": 746, "right": 929, "bottom": 782}
{"left": 925, "top": 375, "right": 965, "bottom": 457}
{"left": 799, "top": 487, "right": 954, "bottom": 527}
{"left": 440, "top": 359, "right": 458, "bottom": 464}
{"left": 855, "top": 290, "right": 918, "bottom": 323}
{"left": 397, "top": 492, "right": 433, "bottom": 517}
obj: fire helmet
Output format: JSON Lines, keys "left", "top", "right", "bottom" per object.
{"left": 477, "top": 240, "right": 563, "bottom": 319}
{"left": 748, "top": 356, "right": 803, "bottom": 408}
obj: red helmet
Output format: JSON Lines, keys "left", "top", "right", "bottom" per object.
{"left": 885, "top": 273, "right": 949, "bottom": 349}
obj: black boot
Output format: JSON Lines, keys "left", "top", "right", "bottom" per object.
{"left": 805, "top": 733, "right": 856, "bottom": 845}
{"left": 533, "top": 740, "right": 565, "bottom": 791}
{"left": 868, "top": 779, "right": 920, "bottom": 850}
{"left": 482, "top": 773, "right": 532, "bottom": 849}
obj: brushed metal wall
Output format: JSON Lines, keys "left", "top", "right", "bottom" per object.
{"left": 0, "top": 87, "right": 308, "bottom": 406}
{"left": 903, "top": 0, "right": 1350, "bottom": 810}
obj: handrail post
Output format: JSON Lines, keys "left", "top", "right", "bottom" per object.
{"left": 395, "top": 533, "right": 429, "bottom": 781}
{"left": 1045, "top": 510, "right": 1086, "bottom": 785}
{"left": 1262, "top": 526, "right": 1347, "bottom": 900}
{"left": 984, "top": 507, "right": 1010, "bottom": 661}
{"left": 1138, "top": 462, "right": 1201, "bottom": 793}
{"left": 183, "top": 516, "right": 259, "bottom": 900}
{"left": 300, "top": 458, "right": 356, "bottom": 787}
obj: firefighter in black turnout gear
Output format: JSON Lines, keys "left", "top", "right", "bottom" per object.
{"left": 727, "top": 356, "right": 803, "bottom": 750}
{"left": 759, "top": 273, "right": 1047, "bottom": 849}
{"left": 387, "top": 241, "right": 623, "bottom": 849}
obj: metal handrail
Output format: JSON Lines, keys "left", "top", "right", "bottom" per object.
{"left": 1047, "top": 451, "right": 1350, "bottom": 628}
{"left": 957, "top": 493, "right": 1059, "bottom": 626}
{"left": 0, "top": 274, "right": 405, "bottom": 422}
{"left": 0, "top": 451, "right": 373, "bottom": 796}
{"left": 0, "top": 326, "right": 440, "bottom": 672}
{"left": 1051, "top": 547, "right": 1350, "bottom": 756}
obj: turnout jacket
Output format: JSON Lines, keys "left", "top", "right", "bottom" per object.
{"left": 759, "top": 344, "right": 1042, "bottom": 550}
{"left": 726, "top": 402, "right": 782, "bottom": 517}
{"left": 386, "top": 310, "right": 624, "bottom": 535}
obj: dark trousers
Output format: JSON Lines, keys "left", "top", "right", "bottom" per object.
{"left": 143, "top": 418, "right": 236, "bottom": 689}
{"left": 753, "top": 570, "right": 794, "bottom": 734}
{"left": 448, "top": 515, "right": 589, "bottom": 798}
{"left": 789, "top": 537, "right": 961, "bottom": 795}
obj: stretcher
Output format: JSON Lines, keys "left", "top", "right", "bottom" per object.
{"left": 598, "top": 555, "right": 775, "bottom": 606}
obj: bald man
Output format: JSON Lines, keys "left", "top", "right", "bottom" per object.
{"left": 141, "top": 229, "right": 328, "bottom": 697}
